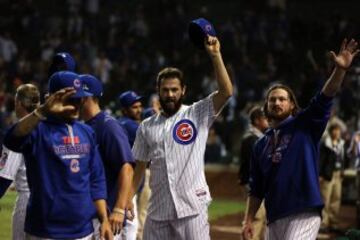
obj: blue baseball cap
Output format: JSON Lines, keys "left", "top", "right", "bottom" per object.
{"left": 49, "top": 52, "right": 76, "bottom": 76}
{"left": 118, "top": 91, "right": 143, "bottom": 108}
{"left": 79, "top": 74, "right": 103, "bottom": 97}
{"left": 188, "top": 18, "right": 216, "bottom": 49}
{"left": 142, "top": 107, "right": 156, "bottom": 120}
{"left": 48, "top": 71, "right": 93, "bottom": 98}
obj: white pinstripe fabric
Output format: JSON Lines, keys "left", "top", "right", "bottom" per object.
{"left": 265, "top": 211, "right": 321, "bottom": 240}
{"left": 143, "top": 205, "right": 210, "bottom": 240}
{"left": 0, "top": 145, "right": 29, "bottom": 192}
{"left": 12, "top": 192, "right": 30, "bottom": 240}
{"left": 0, "top": 145, "right": 29, "bottom": 240}
{"left": 132, "top": 93, "right": 219, "bottom": 221}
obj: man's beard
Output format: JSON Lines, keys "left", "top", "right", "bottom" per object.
{"left": 160, "top": 95, "right": 183, "bottom": 116}
{"left": 267, "top": 107, "right": 292, "bottom": 122}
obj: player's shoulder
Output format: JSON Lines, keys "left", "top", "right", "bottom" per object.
{"left": 141, "top": 113, "right": 161, "bottom": 126}
{"left": 75, "top": 120, "right": 95, "bottom": 133}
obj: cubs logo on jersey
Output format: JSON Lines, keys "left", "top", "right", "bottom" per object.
{"left": 0, "top": 151, "right": 8, "bottom": 170}
{"left": 172, "top": 119, "right": 197, "bottom": 145}
{"left": 70, "top": 159, "right": 80, "bottom": 173}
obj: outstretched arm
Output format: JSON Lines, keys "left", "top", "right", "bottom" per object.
{"left": 204, "top": 36, "right": 233, "bottom": 113}
{"left": 12, "top": 87, "right": 77, "bottom": 137}
{"left": 322, "top": 38, "right": 359, "bottom": 97}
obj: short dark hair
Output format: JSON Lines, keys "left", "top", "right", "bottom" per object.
{"left": 15, "top": 84, "right": 40, "bottom": 112}
{"left": 263, "top": 84, "right": 300, "bottom": 118}
{"left": 249, "top": 106, "right": 265, "bottom": 124}
{"left": 156, "top": 67, "right": 185, "bottom": 89}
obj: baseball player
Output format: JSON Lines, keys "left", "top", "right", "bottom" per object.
{"left": 129, "top": 36, "right": 233, "bottom": 239}
{"left": 242, "top": 39, "right": 359, "bottom": 240}
{"left": 3, "top": 71, "right": 113, "bottom": 240}
{"left": 117, "top": 91, "right": 145, "bottom": 240}
{"left": 80, "top": 74, "right": 135, "bottom": 240}
{"left": 0, "top": 84, "right": 40, "bottom": 240}
{"left": 0, "top": 52, "right": 76, "bottom": 240}
{"left": 239, "top": 107, "right": 269, "bottom": 240}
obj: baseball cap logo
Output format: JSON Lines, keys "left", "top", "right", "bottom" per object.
{"left": 173, "top": 119, "right": 197, "bottom": 145}
{"left": 83, "top": 84, "right": 89, "bottom": 91}
{"left": 205, "top": 24, "right": 212, "bottom": 31}
{"left": 73, "top": 79, "right": 81, "bottom": 89}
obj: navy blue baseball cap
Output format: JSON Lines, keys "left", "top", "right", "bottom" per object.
{"left": 142, "top": 107, "right": 156, "bottom": 120}
{"left": 49, "top": 52, "right": 76, "bottom": 76}
{"left": 79, "top": 74, "right": 103, "bottom": 97}
{"left": 118, "top": 91, "right": 143, "bottom": 108}
{"left": 48, "top": 71, "right": 93, "bottom": 98}
{"left": 188, "top": 18, "right": 216, "bottom": 49}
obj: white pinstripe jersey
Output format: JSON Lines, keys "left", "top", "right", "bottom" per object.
{"left": 0, "top": 145, "right": 29, "bottom": 192}
{"left": 133, "top": 93, "right": 221, "bottom": 221}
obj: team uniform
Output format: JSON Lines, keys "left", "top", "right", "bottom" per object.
{"left": 249, "top": 93, "right": 333, "bottom": 239}
{"left": 86, "top": 111, "right": 135, "bottom": 240}
{"left": 132, "top": 92, "right": 223, "bottom": 240}
{"left": 118, "top": 115, "right": 143, "bottom": 240}
{"left": 0, "top": 145, "right": 29, "bottom": 240}
{"left": 4, "top": 117, "right": 106, "bottom": 239}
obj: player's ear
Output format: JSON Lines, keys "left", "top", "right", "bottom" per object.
{"left": 182, "top": 85, "right": 186, "bottom": 96}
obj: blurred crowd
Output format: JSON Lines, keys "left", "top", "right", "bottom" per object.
{"left": 0, "top": 0, "right": 360, "bottom": 164}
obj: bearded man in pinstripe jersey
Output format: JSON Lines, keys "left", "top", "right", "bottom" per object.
{"left": 128, "top": 36, "right": 233, "bottom": 240}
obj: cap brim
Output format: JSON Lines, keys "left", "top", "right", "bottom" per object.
{"left": 72, "top": 90, "right": 93, "bottom": 98}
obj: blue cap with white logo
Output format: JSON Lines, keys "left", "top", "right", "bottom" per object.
{"left": 118, "top": 91, "right": 143, "bottom": 108}
{"left": 188, "top": 18, "right": 216, "bottom": 49}
{"left": 48, "top": 71, "right": 93, "bottom": 98}
{"left": 79, "top": 74, "right": 103, "bottom": 97}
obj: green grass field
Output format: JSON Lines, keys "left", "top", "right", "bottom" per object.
{"left": 0, "top": 191, "right": 244, "bottom": 240}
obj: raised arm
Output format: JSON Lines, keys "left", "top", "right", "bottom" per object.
{"left": 12, "top": 87, "right": 77, "bottom": 137}
{"left": 204, "top": 36, "right": 233, "bottom": 113}
{"left": 322, "top": 38, "right": 359, "bottom": 97}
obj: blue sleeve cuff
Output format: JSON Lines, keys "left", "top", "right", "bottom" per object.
{"left": 91, "top": 191, "right": 107, "bottom": 201}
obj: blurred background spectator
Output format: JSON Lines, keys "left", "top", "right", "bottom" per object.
{"left": 0, "top": 0, "right": 360, "bottom": 166}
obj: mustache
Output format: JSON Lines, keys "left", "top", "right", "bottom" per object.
{"left": 163, "top": 98, "right": 176, "bottom": 103}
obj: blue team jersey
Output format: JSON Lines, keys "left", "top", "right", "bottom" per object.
{"left": 87, "top": 111, "right": 135, "bottom": 210}
{"left": 118, "top": 116, "right": 139, "bottom": 147}
{"left": 4, "top": 118, "right": 106, "bottom": 239}
{"left": 249, "top": 92, "right": 333, "bottom": 223}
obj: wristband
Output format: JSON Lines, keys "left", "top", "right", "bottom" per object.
{"left": 113, "top": 208, "right": 125, "bottom": 215}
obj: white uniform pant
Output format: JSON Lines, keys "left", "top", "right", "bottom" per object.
{"left": 12, "top": 191, "right": 30, "bottom": 240}
{"left": 143, "top": 206, "right": 209, "bottom": 240}
{"left": 265, "top": 211, "right": 321, "bottom": 240}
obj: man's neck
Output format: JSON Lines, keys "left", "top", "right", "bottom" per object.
{"left": 269, "top": 116, "right": 291, "bottom": 129}
{"left": 83, "top": 105, "right": 101, "bottom": 121}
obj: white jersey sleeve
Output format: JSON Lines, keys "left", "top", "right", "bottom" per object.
{"left": 0, "top": 145, "right": 23, "bottom": 181}
{"left": 132, "top": 123, "right": 150, "bottom": 162}
{"left": 192, "top": 92, "right": 225, "bottom": 128}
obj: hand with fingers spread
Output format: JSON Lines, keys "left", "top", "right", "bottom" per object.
{"left": 330, "top": 38, "right": 360, "bottom": 70}
{"left": 204, "top": 35, "right": 221, "bottom": 57}
{"left": 38, "top": 87, "right": 77, "bottom": 117}
{"left": 109, "top": 209, "right": 125, "bottom": 236}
